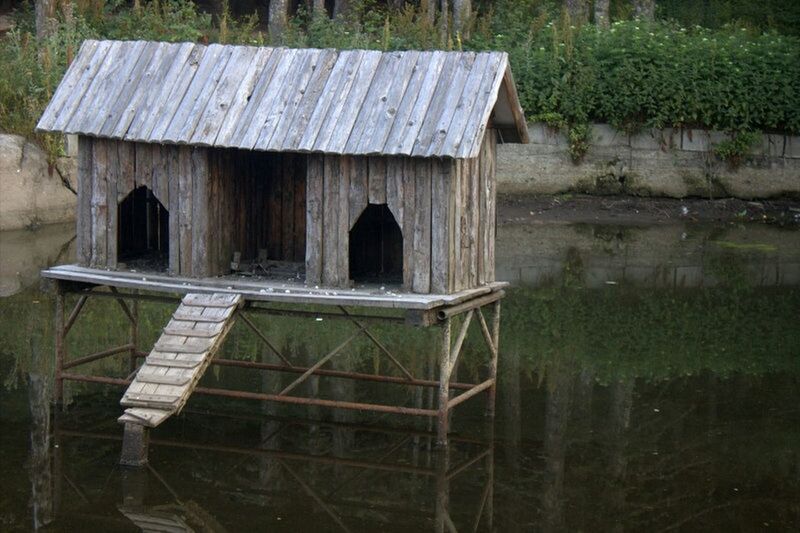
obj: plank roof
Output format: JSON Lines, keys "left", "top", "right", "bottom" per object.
{"left": 37, "top": 40, "right": 528, "bottom": 159}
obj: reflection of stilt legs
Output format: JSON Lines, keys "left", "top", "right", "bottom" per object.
{"left": 51, "top": 412, "right": 495, "bottom": 532}
{"left": 434, "top": 447, "right": 451, "bottom": 533}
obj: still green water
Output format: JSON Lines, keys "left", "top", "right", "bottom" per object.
{"left": 1, "top": 220, "right": 798, "bottom": 531}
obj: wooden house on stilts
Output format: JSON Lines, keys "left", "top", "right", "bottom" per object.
{"left": 37, "top": 40, "right": 528, "bottom": 464}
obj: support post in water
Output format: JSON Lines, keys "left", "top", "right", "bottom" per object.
{"left": 487, "top": 300, "right": 501, "bottom": 417}
{"left": 128, "top": 294, "right": 138, "bottom": 374}
{"left": 437, "top": 318, "right": 452, "bottom": 447}
{"left": 120, "top": 423, "right": 150, "bottom": 467}
{"left": 54, "top": 282, "right": 66, "bottom": 406}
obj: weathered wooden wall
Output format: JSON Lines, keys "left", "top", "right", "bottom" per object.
{"left": 77, "top": 129, "right": 496, "bottom": 294}
{"left": 78, "top": 137, "right": 307, "bottom": 278}
{"left": 77, "top": 136, "right": 211, "bottom": 276}
{"left": 306, "top": 130, "right": 496, "bottom": 294}
{"left": 208, "top": 150, "right": 306, "bottom": 266}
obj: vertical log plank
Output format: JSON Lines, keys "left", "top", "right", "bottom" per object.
{"left": 167, "top": 146, "right": 181, "bottom": 274}
{"left": 106, "top": 140, "right": 119, "bottom": 269}
{"left": 178, "top": 146, "right": 193, "bottom": 275}
{"left": 322, "top": 155, "right": 339, "bottom": 286}
{"left": 348, "top": 156, "right": 369, "bottom": 230}
{"left": 451, "top": 159, "right": 463, "bottom": 291}
{"left": 430, "top": 159, "right": 450, "bottom": 293}
{"left": 412, "top": 159, "right": 432, "bottom": 293}
{"left": 156, "top": 145, "right": 171, "bottom": 207}
{"left": 305, "top": 155, "right": 324, "bottom": 285}
{"left": 76, "top": 136, "right": 93, "bottom": 266}
{"left": 367, "top": 157, "right": 386, "bottom": 204}
{"left": 401, "top": 158, "right": 416, "bottom": 290}
{"left": 134, "top": 142, "right": 152, "bottom": 191}
{"left": 385, "top": 157, "right": 404, "bottom": 230}
{"left": 459, "top": 158, "right": 470, "bottom": 289}
{"left": 478, "top": 132, "right": 490, "bottom": 285}
{"left": 117, "top": 141, "right": 135, "bottom": 202}
{"left": 337, "top": 155, "right": 351, "bottom": 286}
{"left": 191, "top": 147, "right": 209, "bottom": 276}
{"left": 447, "top": 159, "right": 458, "bottom": 292}
{"left": 486, "top": 131, "right": 496, "bottom": 282}
{"left": 90, "top": 139, "right": 108, "bottom": 267}
{"left": 468, "top": 154, "right": 480, "bottom": 287}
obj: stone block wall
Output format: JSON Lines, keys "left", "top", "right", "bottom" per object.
{"left": 497, "top": 123, "right": 800, "bottom": 198}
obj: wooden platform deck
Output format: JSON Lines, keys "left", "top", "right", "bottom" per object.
{"left": 42, "top": 264, "right": 507, "bottom": 311}
{"left": 119, "top": 293, "right": 242, "bottom": 428}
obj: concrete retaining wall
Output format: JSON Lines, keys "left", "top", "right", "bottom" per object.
{"left": 0, "top": 134, "right": 77, "bottom": 231}
{"left": 497, "top": 123, "right": 800, "bottom": 199}
{"left": 2, "top": 125, "right": 798, "bottom": 232}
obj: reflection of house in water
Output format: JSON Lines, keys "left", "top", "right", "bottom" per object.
{"left": 497, "top": 223, "right": 800, "bottom": 288}
{"left": 37, "top": 409, "right": 494, "bottom": 532}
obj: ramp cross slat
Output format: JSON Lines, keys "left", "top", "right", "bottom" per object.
{"left": 119, "top": 292, "right": 242, "bottom": 428}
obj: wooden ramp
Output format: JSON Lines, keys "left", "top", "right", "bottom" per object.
{"left": 119, "top": 293, "right": 243, "bottom": 428}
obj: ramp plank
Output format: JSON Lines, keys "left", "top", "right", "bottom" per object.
{"left": 120, "top": 293, "right": 242, "bottom": 423}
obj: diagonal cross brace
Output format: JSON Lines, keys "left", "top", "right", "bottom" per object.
{"left": 449, "top": 309, "right": 474, "bottom": 373}
{"left": 475, "top": 308, "right": 497, "bottom": 357}
{"left": 338, "top": 306, "right": 415, "bottom": 381}
{"left": 238, "top": 311, "right": 295, "bottom": 368}
{"left": 278, "top": 324, "right": 367, "bottom": 397}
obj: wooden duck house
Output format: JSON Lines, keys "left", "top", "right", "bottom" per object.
{"left": 38, "top": 40, "right": 528, "bottom": 295}
{"left": 38, "top": 40, "right": 528, "bottom": 462}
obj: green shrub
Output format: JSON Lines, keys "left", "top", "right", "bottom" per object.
{"left": 498, "top": 19, "right": 800, "bottom": 134}
{"left": 0, "top": 12, "right": 95, "bottom": 159}
{"left": 655, "top": 0, "right": 800, "bottom": 37}
{"left": 2, "top": 0, "right": 799, "bottom": 163}
{"left": 0, "top": 0, "right": 259, "bottom": 161}
{"left": 713, "top": 130, "right": 760, "bottom": 167}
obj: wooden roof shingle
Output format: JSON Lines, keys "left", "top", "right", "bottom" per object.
{"left": 37, "top": 40, "right": 528, "bottom": 158}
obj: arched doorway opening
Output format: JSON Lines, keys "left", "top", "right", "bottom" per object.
{"left": 118, "top": 186, "right": 169, "bottom": 271}
{"left": 348, "top": 204, "right": 402, "bottom": 285}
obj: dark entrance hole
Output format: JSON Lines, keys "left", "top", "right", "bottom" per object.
{"left": 118, "top": 186, "right": 169, "bottom": 271}
{"left": 349, "top": 204, "right": 403, "bottom": 284}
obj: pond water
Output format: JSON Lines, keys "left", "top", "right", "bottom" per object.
{"left": 1, "top": 218, "right": 799, "bottom": 531}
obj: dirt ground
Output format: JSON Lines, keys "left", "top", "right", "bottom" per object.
{"left": 498, "top": 194, "right": 800, "bottom": 227}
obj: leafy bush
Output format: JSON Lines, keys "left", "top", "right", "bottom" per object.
{"left": 496, "top": 19, "right": 800, "bottom": 134}
{"left": 714, "top": 130, "right": 759, "bottom": 167}
{"left": 655, "top": 0, "right": 800, "bottom": 37}
{"left": 0, "top": 10, "right": 95, "bottom": 157}
{"left": 2, "top": 0, "right": 799, "bottom": 165}
{"left": 285, "top": 5, "right": 800, "bottom": 135}
{"left": 0, "top": 0, "right": 261, "bottom": 161}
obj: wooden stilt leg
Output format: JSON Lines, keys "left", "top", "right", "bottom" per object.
{"left": 486, "top": 301, "right": 501, "bottom": 417}
{"left": 54, "top": 285, "right": 65, "bottom": 406}
{"left": 120, "top": 423, "right": 150, "bottom": 467}
{"left": 129, "top": 296, "right": 138, "bottom": 374}
{"left": 437, "top": 318, "right": 451, "bottom": 447}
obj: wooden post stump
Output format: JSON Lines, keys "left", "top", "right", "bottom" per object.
{"left": 120, "top": 423, "right": 150, "bottom": 467}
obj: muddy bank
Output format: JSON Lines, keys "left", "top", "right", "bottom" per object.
{"left": 499, "top": 193, "right": 800, "bottom": 226}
